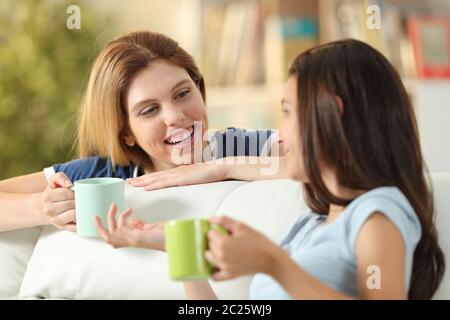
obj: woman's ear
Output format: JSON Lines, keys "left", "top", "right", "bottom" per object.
{"left": 123, "top": 132, "right": 136, "bottom": 147}
{"left": 335, "top": 95, "right": 344, "bottom": 115}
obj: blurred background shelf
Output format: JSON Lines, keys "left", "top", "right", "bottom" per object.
{"left": 82, "top": 0, "right": 450, "bottom": 130}
{"left": 193, "top": 0, "right": 450, "bottom": 171}
{"left": 1, "top": 0, "right": 449, "bottom": 178}
{"left": 206, "top": 83, "right": 284, "bottom": 129}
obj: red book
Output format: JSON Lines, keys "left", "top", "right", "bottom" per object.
{"left": 407, "top": 15, "right": 450, "bottom": 78}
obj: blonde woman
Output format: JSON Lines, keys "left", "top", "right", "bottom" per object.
{"left": 0, "top": 31, "right": 285, "bottom": 233}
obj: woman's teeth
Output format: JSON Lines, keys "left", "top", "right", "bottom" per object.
{"left": 166, "top": 126, "right": 193, "bottom": 145}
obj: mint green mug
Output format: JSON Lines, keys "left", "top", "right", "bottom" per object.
{"left": 72, "top": 177, "right": 125, "bottom": 237}
{"left": 165, "top": 218, "right": 228, "bottom": 281}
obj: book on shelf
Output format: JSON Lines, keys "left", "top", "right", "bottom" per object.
{"left": 407, "top": 15, "right": 450, "bottom": 79}
{"left": 202, "top": 1, "right": 268, "bottom": 87}
{"left": 202, "top": 0, "right": 319, "bottom": 87}
{"left": 264, "top": 16, "right": 318, "bottom": 84}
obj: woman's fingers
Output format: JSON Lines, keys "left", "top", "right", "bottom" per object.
{"left": 49, "top": 172, "right": 73, "bottom": 189}
{"left": 134, "top": 176, "right": 168, "bottom": 188}
{"left": 62, "top": 223, "right": 77, "bottom": 233}
{"left": 205, "top": 251, "right": 231, "bottom": 281}
{"left": 143, "top": 178, "right": 174, "bottom": 191}
{"left": 44, "top": 188, "right": 75, "bottom": 202}
{"left": 205, "top": 250, "right": 219, "bottom": 267}
{"left": 206, "top": 236, "right": 227, "bottom": 262}
{"left": 117, "top": 208, "right": 133, "bottom": 228}
{"left": 128, "top": 171, "right": 178, "bottom": 188}
{"left": 52, "top": 209, "right": 76, "bottom": 226}
{"left": 209, "top": 216, "right": 240, "bottom": 234}
{"left": 107, "top": 203, "right": 118, "bottom": 231}
{"left": 211, "top": 269, "right": 230, "bottom": 281}
{"left": 207, "top": 230, "right": 227, "bottom": 256}
{"left": 128, "top": 172, "right": 167, "bottom": 186}
{"left": 45, "top": 200, "right": 75, "bottom": 218}
{"left": 94, "top": 216, "right": 109, "bottom": 242}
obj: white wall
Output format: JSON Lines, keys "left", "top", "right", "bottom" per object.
{"left": 414, "top": 81, "right": 450, "bottom": 173}
{"left": 86, "top": 0, "right": 201, "bottom": 60}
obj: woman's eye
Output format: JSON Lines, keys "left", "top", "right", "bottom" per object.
{"left": 139, "top": 105, "right": 158, "bottom": 116}
{"left": 175, "top": 89, "right": 190, "bottom": 100}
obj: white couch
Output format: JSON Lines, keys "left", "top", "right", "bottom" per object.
{"left": 0, "top": 175, "right": 449, "bottom": 299}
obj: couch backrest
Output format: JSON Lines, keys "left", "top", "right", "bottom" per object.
{"left": 17, "top": 180, "right": 303, "bottom": 299}
{"left": 0, "top": 174, "right": 448, "bottom": 299}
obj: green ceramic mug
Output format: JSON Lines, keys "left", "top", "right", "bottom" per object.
{"left": 72, "top": 177, "right": 125, "bottom": 237}
{"left": 165, "top": 218, "right": 228, "bottom": 281}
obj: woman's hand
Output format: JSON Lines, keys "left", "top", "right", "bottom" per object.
{"left": 127, "top": 157, "right": 288, "bottom": 191}
{"left": 126, "top": 162, "right": 226, "bottom": 191}
{"left": 205, "top": 216, "right": 282, "bottom": 281}
{"left": 41, "top": 172, "right": 76, "bottom": 232}
{"left": 94, "top": 203, "right": 165, "bottom": 251}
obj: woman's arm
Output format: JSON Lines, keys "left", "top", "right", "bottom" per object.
{"left": 266, "top": 213, "right": 407, "bottom": 299}
{"left": 0, "top": 172, "right": 77, "bottom": 232}
{"left": 127, "top": 157, "right": 288, "bottom": 191}
{"left": 206, "top": 214, "right": 406, "bottom": 300}
{"left": 183, "top": 281, "right": 218, "bottom": 300}
{"left": 266, "top": 247, "right": 354, "bottom": 299}
{"left": 220, "top": 156, "right": 288, "bottom": 181}
{"left": 95, "top": 205, "right": 220, "bottom": 300}
{"left": 0, "top": 172, "right": 48, "bottom": 193}
{"left": 0, "top": 172, "right": 48, "bottom": 232}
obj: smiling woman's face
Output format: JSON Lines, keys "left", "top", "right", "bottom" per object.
{"left": 124, "top": 59, "right": 208, "bottom": 171}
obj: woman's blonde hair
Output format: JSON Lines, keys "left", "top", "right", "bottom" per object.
{"left": 77, "top": 31, "right": 206, "bottom": 169}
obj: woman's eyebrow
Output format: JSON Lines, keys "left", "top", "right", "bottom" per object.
{"left": 131, "top": 79, "right": 192, "bottom": 113}
{"left": 171, "top": 78, "right": 192, "bottom": 92}
{"left": 131, "top": 98, "right": 158, "bottom": 114}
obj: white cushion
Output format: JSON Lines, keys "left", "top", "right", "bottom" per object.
{"left": 0, "top": 226, "right": 43, "bottom": 299}
{"left": 19, "top": 179, "right": 302, "bottom": 299}
{"left": 214, "top": 179, "right": 305, "bottom": 242}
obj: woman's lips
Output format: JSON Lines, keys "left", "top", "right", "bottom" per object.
{"left": 164, "top": 125, "right": 194, "bottom": 149}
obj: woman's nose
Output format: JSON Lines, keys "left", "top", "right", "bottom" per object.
{"left": 163, "top": 104, "right": 186, "bottom": 127}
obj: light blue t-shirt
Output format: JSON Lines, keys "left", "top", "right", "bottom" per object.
{"left": 249, "top": 186, "right": 422, "bottom": 299}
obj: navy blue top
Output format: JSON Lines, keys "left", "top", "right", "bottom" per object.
{"left": 44, "top": 128, "right": 274, "bottom": 182}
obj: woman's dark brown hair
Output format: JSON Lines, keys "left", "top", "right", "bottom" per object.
{"left": 288, "top": 39, "right": 445, "bottom": 299}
